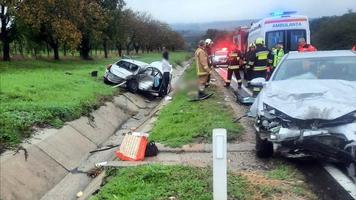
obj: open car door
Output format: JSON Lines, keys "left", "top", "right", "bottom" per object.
{"left": 138, "top": 67, "right": 163, "bottom": 92}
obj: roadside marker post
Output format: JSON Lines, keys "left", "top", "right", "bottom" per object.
{"left": 213, "top": 129, "right": 227, "bottom": 200}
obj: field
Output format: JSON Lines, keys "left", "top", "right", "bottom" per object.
{"left": 0, "top": 52, "right": 190, "bottom": 150}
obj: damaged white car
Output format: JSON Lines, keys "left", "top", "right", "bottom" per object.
{"left": 104, "top": 59, "right": 172, "bottom": 96}
{"left": 249, "top": 50, "right": 356, "bottom": 182}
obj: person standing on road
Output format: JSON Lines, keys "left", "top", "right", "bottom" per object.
{"left": 298, "top": 38, "right": 317, "bottom": 52}
{"left": 195, "top": 40, "right": 212, "bottom": 98}
{"left": 161, "top": 51, "right": 172, "bottom": 96}
{"left": 249, "top": 38, "right": 273, "bottom": 80}
{"left": 225, "top": 46, "right": 243, "bottom": 89}
{"left": 272, "top": 43, "right": 285, "bottom": 71}
{"left": 244, "top": 43, "right": 256, "bottom": 81}
{"left": 205, "top": 38, "right": 213, "bottom": 87}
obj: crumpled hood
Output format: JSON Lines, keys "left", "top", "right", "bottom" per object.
{"left": 110, "top": 65, "right": 135, "bottom": 79}
{"left": 254, "top": 80, "right": 356, "bottom": 120}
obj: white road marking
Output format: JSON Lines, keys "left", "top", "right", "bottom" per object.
{"left": 323, "top": 163, "right": 356, "bottom": 199}
{"left": 215, "top": 68, "right": 252, "bottom": 96}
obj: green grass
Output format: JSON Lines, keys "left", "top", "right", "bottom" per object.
{"left": 0, "top": 52, "right": 190, "bottom": 150}
{"left": 149, "top": 64, "right": 243, "bottom": 147}
{"left": 128, "top": 51, "right": 191, "bottom": 67}
{"left": 266, "top": 163, "right": 297, "bottom": 181}
{"left": 90, "top": 165, "right": 253, "bottom": 200}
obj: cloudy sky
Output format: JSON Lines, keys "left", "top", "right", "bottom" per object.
{"left": 125, "top": 0, "right": 356, "bottom": 23}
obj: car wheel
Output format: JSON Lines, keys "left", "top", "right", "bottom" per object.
{"left": 255, "top": 132, "right": 273, "bottom": 158}
{"left": 127, "top": 79, "right": 139, "bottom": 93}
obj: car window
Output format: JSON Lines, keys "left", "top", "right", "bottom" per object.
{"left": 116, "top": 61, "right": 139, "bottom": 72}
{"left": 273, "top": 56, "right": 356, "bottom": 81}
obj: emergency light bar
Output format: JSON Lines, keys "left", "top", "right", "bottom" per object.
{"left": 270, "top": 11, "right": 297, "bottom": 17}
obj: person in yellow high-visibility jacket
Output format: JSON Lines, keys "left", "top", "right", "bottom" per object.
{"left": 272, "top": 43, "right": 284, "bottom": 71}
{"left": 195, "top": 40, "right": 212, "bottom": 98}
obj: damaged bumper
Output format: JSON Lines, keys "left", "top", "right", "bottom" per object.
{"left": 259, "top": 120, "right": 356, "bottom": 182}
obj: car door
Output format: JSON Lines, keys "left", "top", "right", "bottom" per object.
{"left": 138, "top": 67, "right": 155, "bottom": 90}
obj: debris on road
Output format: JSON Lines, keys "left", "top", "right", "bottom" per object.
{"left": 76, "top": 191, "right": 83, "bottom": 198}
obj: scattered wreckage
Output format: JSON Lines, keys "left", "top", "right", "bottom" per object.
{"left": 249, "top": 50, "right": 356, "bottom": 182}
{"left": 104, "top": 59, "right": 172, "bottom": 96}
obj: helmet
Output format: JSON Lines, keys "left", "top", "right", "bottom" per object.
{"left": 205, "top": 38, "right": 213, "bottom": 45}
{"left": 255, "top": 38, "right": 264, "bottom": 45}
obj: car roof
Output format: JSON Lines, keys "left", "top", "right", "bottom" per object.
{"left": 286, "top": 50, "right": 356, "bottom": 59}
{"left": 120, "top": 59, "right": 149, "bottom": 67}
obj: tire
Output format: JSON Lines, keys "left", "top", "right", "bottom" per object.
{"left": 127, "top": 79, "right": 139, "bottom": 93}
{"left": 255, "top": 132, "right": 273, "bottom": 158}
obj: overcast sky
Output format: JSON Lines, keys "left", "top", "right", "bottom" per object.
{"left": 125, "top": 0, "right": 356, "bottom": 23}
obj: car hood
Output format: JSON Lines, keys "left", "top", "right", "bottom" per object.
{"left": 251, "top": 80, "right": 356, "bottom": 120}
{"left": 110, "top": 65, "right": 135, "bottom": 79}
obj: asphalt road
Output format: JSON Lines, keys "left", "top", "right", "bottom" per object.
{"left": 214, "top": 67, "right": 356, "bottom": 200}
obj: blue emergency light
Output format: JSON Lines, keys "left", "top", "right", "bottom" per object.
{"left": 270, "top": 11, "right": 297, "bottom": 17}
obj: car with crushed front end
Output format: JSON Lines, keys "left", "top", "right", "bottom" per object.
{"left": 104, "top": 59, "right": 172, "bottom": 96}
{"left": 249, "top": 50, "right": 356, "bottom": 182}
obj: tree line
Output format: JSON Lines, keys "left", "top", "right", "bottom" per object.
{"left": 310, "top": 11, "right": 356, "bottom": 50}
{"left": 0, "top": 0, "right": 185, "bottom": 61}
{"left": 199, "top": 11, "right": 356, "bottom": 51}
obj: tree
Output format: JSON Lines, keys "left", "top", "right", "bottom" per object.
{"left": 18, "top": 0, "right": 82, "bottom": 60}
{"left": 76, "top": 0, "right": 106, "bottom": 60}
{"left": 311, "top": 12, "right": 356, "bottom": 50}
{"left": 100, "top": 0, "right": 125, "bottom": 58}
{"left": 0, "top": 0, "right": 19, "bottom": 61}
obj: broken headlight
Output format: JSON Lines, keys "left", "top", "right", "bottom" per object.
{"left": 261, "top": 103, "right": 295, "bottom": 129}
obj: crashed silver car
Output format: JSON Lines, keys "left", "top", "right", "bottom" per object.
{"left": 249, "top": 50, "right": 356, "bottom": 181}
{"left": 104, "top": 59, "right": 172, "bottom": 96}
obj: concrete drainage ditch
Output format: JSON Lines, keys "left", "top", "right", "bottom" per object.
{"left": 0, "top": 61, "right": 190, "bottom": 200}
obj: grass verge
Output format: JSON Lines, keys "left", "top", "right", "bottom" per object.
{"left": 150, "top": 64, "right": 243, "bottom": 147}
{"left": 90, "top": 164, "right": 316, "bottom": 200}
{"left": 0, "top": 52, "right": 190, "bottom": 150}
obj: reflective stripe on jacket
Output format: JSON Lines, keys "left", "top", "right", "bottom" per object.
{"left": 228, "top": 49, "right": 241, "bottom": 70}
{"left": 250, "top": 46, "right": 273, "bottom": 71}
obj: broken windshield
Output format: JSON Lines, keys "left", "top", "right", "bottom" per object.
{"left": 273, "top": 56, "right": 356, "bottom": 81}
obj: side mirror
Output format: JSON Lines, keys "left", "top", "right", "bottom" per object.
{"left": 250, "top": 77, "right": 266, "bottom": 87}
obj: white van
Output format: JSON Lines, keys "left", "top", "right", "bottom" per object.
{"left": 248, "top": 13, "right": 311, "bottom": 52}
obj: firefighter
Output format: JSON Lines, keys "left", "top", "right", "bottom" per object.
{"left": 249, "top": 38, "right": 273, "bottom": 80}
{"left": 298, "top": 38, "right": 317, "bottom": 52}
{"left": 205, "top": 38, "right": 213, "bottom": 87}
{"left": 244, "top": 43, "right": 256, "bottom": 81}
{"left": 225, "top": 46, "right": 242, "bottom": 89}
{"left": 272, "top": 43, "right": 284, "bottom": 70}
{"left": 195, "top": 40, "right": 211, "bottom": 98}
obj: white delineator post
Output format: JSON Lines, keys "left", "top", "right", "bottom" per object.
{"left": 213, "top": 128, "right": 227, "bottom": 200}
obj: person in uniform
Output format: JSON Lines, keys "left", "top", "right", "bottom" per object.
{"left": 249, "top": 38, "right": 273, "bottom": 80}
{"left": 225, "top": 46, "right": 243, "bottom": 89}
{"left": 194, "top": 40, "right": 212, "bottom": 98}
